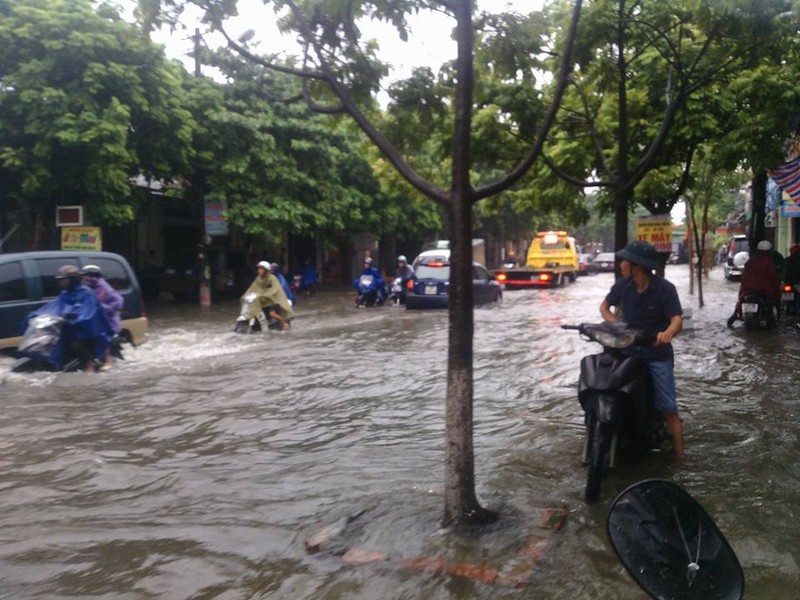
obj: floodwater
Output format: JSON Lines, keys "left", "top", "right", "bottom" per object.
{"left": 0, "top": 266, "right": 798, "bottom": 599}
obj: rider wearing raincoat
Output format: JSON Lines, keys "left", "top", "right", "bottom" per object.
{"left": 20, "top": 265, "right": 112, "bottom": 371}
{"left": 243, "top": 261, "right": 294, "bottom": 330}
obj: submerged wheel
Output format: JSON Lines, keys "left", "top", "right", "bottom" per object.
{"left": 585, "top": 416, "right": 609, "bottom": 503}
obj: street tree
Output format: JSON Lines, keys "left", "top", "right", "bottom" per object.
{"left": 539, "top": 0, "right": 763, "bottom": 259}
{"left": 0, "top": 0, "right": 194, "bottom": 248}
{"left": 157, "top": 0, "right": 584, "bottom": 527}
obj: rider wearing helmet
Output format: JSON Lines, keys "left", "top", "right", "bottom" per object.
{"left": 80, "top": 265, "right": 124, "bottom": 371}
{"left": 241, "top": 260, "right": 294, "bottom": 330}
{"left": 21, "top": 265, "right": 113, "bottom": 371}
{"left": 353, "top": 257, "right": 387, "bottom": 304}
{"left": 395, "top": 255, "right": 415, "bottom": 305}
{"left": 599, "top": 240, "right": 685, "bottom": 461}
{"left": 728, "top": 240, "right": 780, "bottom": 326}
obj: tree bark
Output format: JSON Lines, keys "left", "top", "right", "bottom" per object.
{"left": 442, "top": 0, "right": 495, "bottom": 527}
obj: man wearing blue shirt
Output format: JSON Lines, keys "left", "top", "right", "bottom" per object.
{"left": 599, "top": 240, "right": 685, "bottom": 460}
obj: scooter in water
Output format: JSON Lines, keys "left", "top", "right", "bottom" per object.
{"left": 607, "top": 479, "right": 744, "bottom": 600}
{"left": 737, "top": 291, "right": 777, "bottom": 330}
{"left": 562, "top": 322, "right": 667, "bottom": 503}
{"left": 387, "top": 277, "right": 403, "bottom": 306}
{"left": 233, "top": 293, "right": 288, "bottom": 333}
{"left": 12, "top": 314, "right": 125, "bottom": 372}
{"left": 353, "top": 274, "right": 385, "bottom": 308}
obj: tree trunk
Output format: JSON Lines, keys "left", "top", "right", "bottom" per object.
{"left": 442, "top": 0, "right": 495, "bottom": 528}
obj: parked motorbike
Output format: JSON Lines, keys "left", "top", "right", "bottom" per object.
{"left": 608, "top": 479, "right": 744, "bottom": 600}
{"left": 739, "top": 291, "right": 777, "bottom": 330}
{"left": 561, "top": 322, "right": 666, "bottom": 503}
{"left": 12, "top": 314, "right": 125, "bottom": 372}
{"left": 353, "top": 274, "right": 385, "bottom": 308}
{"left": 233, "top": 292, "right": 286, "bottom": 333}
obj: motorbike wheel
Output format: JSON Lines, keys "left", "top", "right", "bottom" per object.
{"left": 585, "top": 416, "right": 609, "bottom": 503}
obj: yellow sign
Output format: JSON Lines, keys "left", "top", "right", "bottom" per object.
{"left": 635, "top": 215, "right": 672, "bottom": 253}
{"left": 61, "top": 226, "right": 102, "bottom": 250}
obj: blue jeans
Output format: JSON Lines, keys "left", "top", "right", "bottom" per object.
{"left": 647, "top": 361, "right": 678, "bottom": 414}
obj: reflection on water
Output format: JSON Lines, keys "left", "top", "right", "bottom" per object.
{"left": 0, "top": 266, "right": 798, "bottom": 598}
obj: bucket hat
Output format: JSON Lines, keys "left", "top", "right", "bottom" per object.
{"left": 616, "top": 240, "right": 660, "bottom": 271}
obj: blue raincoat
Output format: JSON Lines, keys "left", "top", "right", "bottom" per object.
{"left": 19, "top": 283, "right": 112, "bottom": 370}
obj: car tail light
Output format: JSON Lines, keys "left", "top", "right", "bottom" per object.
{"left": 540, "top": 273, "right": 551, "bottom": 282}
{"left": 783, "top": 284, "right": 793, "bottom": 293}
{"left": 496, "top": 273, "right": 507, "bottom": 282}
{"left": 406, "top": 279, "right": 414, "bottom": 290}
{"left": 427, "top": 261, "right": 446, "bottom": 267}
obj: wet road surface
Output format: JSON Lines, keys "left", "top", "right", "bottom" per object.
{"left": 0, "top": 265, "right": 798, "bottom": 598}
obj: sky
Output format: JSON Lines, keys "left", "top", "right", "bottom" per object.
{"left": 117, "top": 0, "right": 538, "bottom": 85}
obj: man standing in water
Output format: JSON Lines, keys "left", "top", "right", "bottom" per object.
{"left": 599, "top": 240, "right": 685, "bottom": 461}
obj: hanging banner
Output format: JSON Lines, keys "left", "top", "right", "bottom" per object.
{"left": 635, "top": 214, "right": 673, "bottom": 253}
{"left": 61, "top": 226, "right": 102, "bottom": 250}
{"left": 204, "top": 199, "right": 228, "bottom": 236}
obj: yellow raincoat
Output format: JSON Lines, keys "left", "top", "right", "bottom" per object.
{"left": 243, "top": 272, "right": 294, "bottom": 320}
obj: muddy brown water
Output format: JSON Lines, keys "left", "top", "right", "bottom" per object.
{"left": 0, "top": 266, "right": 798, "bottom": 599}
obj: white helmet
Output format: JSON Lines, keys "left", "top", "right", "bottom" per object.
{"left": 397, "top": 255, "right": 407, "bottom": 263}
{"left": 257, "top": 261, "right": 270, "bottom": 270}
{"left": 757, "top": 240, "right": 772, "bottom": 251}
{"left": 364, "top": 257, "right": 372, "bottom": 265}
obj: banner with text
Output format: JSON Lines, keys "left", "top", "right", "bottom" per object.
{"left": 204, "top": 199, "right": 229, "bottom": 236}
{"left": 635, "top": 214, "right": 672, "bottom": 253}
{"left": 61, "top": 226, "right": 102, "bottom": 250}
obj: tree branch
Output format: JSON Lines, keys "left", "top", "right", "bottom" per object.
{"left": 473, "top": 0, "right": 583, "bottom": 202}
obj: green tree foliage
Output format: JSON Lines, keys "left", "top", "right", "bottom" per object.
{"left": 183, "top": 50, "right": 440, "bottom": 245}
{"left": 0, "top": 0, "right": 193, "bottom": 238}
{"left": 539, "top": 0, "right": 773, "bottom": 253}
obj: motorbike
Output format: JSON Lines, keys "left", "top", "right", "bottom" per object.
{"left": 12, "top": 314, "right": 125, "bottom": 373}
{"left": 739, "top": 291, "right": 777, "bottom": 330}
{"left": 353, "top": 274, "right": 385, "bottom": 308}
{"left": 233, "top": 292, "right": 287, "bottom": 333}
{"left": 781, "top": 283, "right": 799, "bottom": 317}
{"left": 387, "top": 277, "right": 404, "bottom": 306}
{"left": 607, "top": 479, "right": 744, "bottom": 600}
{"left": 561, "top": 322, "right": 667, "bottom": 503}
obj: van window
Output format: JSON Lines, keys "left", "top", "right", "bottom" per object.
{"left": 89, "top": 257, "right": 131, "bottom": 290}
{"left": 36, "top": 258, "right": 78, "bottom": 298}
{"left": 0, "top": 262, "right": 26, "bottom": 302}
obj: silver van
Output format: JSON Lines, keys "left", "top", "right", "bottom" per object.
{"left": 0, "top": 251, "right": 148, "bottom": 352}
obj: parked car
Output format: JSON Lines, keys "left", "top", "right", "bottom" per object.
{"left": 406, "top": 249, "right": 501, "bottom": 310}
{"left": 723, "top": 235, "right": 749, "bottom": 280}
{"left": 578, "top": 253, "right": 599, "bottom": 275}
{"left": 0, "top": 251, "right": 148, "bottom": 352}
{"left": 594, "top": 252, "right": 616, "bottom": 273}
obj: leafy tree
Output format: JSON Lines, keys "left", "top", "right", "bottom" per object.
{"left": 166, "top": 0, "right": 584, "bottom": 527}
{"left": 0, "top": 0, "right": 194, "bottom": 247}
{"left": 539, "top": 0, "right": 764, "bottom": 259}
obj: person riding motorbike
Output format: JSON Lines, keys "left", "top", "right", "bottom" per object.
{"left": 240, "top": 261, "right": 294, "bottom": 331}
{"left": 727, "top": 240, "right": 780, "bottom": 327}
{"left": 599, "top": 240, "right": 685, "bottom": 461}
{"left": 80, "top": 264, "right": 123, "bottom": 371}
{"left": 394, "top": 255, "right": 415, "bottom": 304}
{"left": 21, "top": 265, "right": 113, "bottom": 372}
{"left": 353, "top": 257, "right": 386, "bottom": 304}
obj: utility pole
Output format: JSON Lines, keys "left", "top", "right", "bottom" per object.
{"left": 193, "top": 28, "right": 202, "bottom": 77}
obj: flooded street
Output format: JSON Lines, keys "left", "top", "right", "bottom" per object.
{"left": 1, "top": 265, "right": 798, "bottom": 599}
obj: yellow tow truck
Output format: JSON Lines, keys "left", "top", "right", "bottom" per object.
{"left": 496, "top": 231, "right": 579, "bottom": 289}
